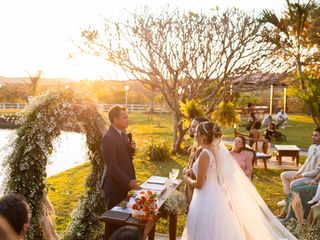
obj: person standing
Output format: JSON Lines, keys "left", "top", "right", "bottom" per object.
{"left": 183, "top": 117, "right": 208, "bottom": 205}
{"left": 101, "top": 105, "right": 140, "bottom": 209}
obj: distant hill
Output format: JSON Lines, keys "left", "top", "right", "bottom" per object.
{"left": 0, "top": 76, "right": 75, "bottom": 84}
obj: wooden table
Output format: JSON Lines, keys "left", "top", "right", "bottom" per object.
{"left": 274, "top": 145, "right": 300, "bottom": 166}
{"left": 99, "top": 179, "right": 182, "bottom": 240}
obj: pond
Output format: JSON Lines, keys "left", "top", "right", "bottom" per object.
{"left": 0, "top": 129, "right": 88, "bottom": 187}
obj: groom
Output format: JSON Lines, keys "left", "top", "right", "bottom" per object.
{"left": 100, "top": 105, "right": 140, "bottom": 209}
{"left": 183, "top": 117, "right": 208, "bottom": 205}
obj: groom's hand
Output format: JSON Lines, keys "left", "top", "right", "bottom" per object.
{"left": 130, "top": 140, "right": 136, "bottom": 150}
{"left": 128, "top": 180, "right": 141, "bottom": 190}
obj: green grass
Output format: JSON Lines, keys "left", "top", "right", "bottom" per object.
{"left": 47, "top": 112, "right": 313, "bottom": 236}
{"left": 223, "top": 114, "right": 315, "bottom": 149}
{"left": 0, "top": 109, "right": 20, "bottom": 114}
{"left": 48, "top": 163, "right": 89, "bottom": 233}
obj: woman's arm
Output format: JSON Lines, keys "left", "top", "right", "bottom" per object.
{"left": 183, "top": 151, "right": 209, "bottom": 189}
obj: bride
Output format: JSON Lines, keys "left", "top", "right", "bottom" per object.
{"left": 182, "top": 121, "right": 296, "bottom": 240}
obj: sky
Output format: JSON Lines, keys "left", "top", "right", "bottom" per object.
{"left": 0, "top": 0, "right": 286, "bottom": 81}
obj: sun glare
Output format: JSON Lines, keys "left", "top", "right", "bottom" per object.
{"left": 0, "top": 0, "right": 283, "bottom": 80}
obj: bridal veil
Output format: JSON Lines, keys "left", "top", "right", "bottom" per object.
{"left": 212, "top": 142, "right": 296, "bottom": 240}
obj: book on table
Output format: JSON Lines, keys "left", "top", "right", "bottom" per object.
{"left": 146, "top": 176, "right": 168, "bottom": 185}
{"left": 140, "top": 177, "right": 167, "bottom": 196}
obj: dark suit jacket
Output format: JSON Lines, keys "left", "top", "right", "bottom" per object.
{"left": 100, "top": 126, "right": 135, "bottom": 208}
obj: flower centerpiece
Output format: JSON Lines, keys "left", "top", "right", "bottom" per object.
{"left": 132, "top": 190, "right": 158, "bottom": 222}
{"left": 163, "top": 190, "right": 187, "bottom": 215}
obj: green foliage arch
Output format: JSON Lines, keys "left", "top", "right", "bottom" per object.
{"left": 3, "top": 90, "right": 106, "bottom": 240}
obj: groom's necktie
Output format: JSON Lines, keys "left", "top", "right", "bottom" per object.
{"left": 121, "top": 132, "right": 128, "bottom": 144}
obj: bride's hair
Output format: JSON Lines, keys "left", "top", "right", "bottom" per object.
{"left": 197, "top": 121, "right": 222, "bottom": 143}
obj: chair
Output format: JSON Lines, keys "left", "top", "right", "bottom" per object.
{"left": 254, "top": 141, "right": 272, "bottom": 170}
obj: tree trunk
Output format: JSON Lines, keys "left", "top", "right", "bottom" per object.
{"left": 172, "top": 112, "right": 188, "bottom": 153}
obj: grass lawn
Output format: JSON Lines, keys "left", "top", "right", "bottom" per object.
{"left": 48, "top": 112, "right": 295, "bottom": 236}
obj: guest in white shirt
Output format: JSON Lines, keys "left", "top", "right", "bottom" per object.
{"left": 276, "top": 109, "right": 288, "bottom": 129}
{"left": 277, "top": 127, "right": 320, "bottom": 206}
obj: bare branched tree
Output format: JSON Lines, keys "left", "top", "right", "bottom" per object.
{"left": 80, "top": 7, "right": 277, "bottom": 152}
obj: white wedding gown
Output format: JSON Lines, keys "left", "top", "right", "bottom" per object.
{"left": 182, "top": 144, "right": 297, "bottom": 240}
{"left": 181, "top": 148, "right": 244, "bottom": 240}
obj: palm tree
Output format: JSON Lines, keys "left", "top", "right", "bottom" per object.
{"left": 260, "top": 0, "right": 318, "bottom": 79}
{"left": 260, "top": 0, "right": 320, "bottom": 126}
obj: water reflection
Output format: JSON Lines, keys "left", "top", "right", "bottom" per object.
{"left": 0, "top": 129, "right": 88, "bottom": 185}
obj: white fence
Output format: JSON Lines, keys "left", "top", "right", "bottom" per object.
{"left": 0, "top": 102, "right": 169, "bottom": 113}
{"left": 0, "top": 103, "right": 26, "bottom": 110}
{"left": 98, "top": 104, "right": 169, "bottom": 113}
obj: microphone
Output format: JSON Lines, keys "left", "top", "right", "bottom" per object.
{"left": 127, "top": 132, "right": 135, "bottom": 156}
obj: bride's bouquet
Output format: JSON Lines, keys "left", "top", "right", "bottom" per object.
{"left": 131, "top": 190, "right": 158, "bottom": 222}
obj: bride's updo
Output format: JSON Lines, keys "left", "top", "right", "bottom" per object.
{"left": 197, "top": 121, "right": 222, "bottom": 144}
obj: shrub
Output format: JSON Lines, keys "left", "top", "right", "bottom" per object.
{"left": 284, "top": 218, "right": 320, "bottom": 239}
{"left": 147, "top": 142, "right": 170, "bottom": 161}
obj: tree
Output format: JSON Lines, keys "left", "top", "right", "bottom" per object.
{"left": 80, "top": 7, "right": 276, "bottom": 152}
{"left": 260, "top": 0, "right": 320, "bottom": 124}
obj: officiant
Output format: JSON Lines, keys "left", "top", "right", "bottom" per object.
{"left": 100, "top": 105, "right": 140, "bottom": 209}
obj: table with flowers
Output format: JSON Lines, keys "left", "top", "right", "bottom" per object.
{"left": 99, "top": 176, "right": 182, "bottom": 240}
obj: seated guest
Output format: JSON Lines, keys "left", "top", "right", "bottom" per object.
{"left": 282, "top": 183, "right": 318, "bottom": 221}
{"left": 276, "top": 109, "right": 288, "bottom": 129}
{"left": 0, "top": 216, "right": 19, "bottom": 240}
{"left": 308, "top": 202, "right": 320, "bottom": 226}
{"left": 249, "top": 120, "right": 270, "bottom": 154}
{"left": 0, "top": 194, "right": 30, "bottom": 240}
{"left": 307, "top": 173, "right": 320, "bottom": 206}
{"left": 264, "top": 122, "right": 276, "bottom": 142}
{"left": 246, "top": 111, "right": 256, "bottom": 131}
{"left": 248, "top": 121, "right": 261, "bottom": 147}
{"left": 262, "top": 114, "right": 273, "bottom": 127}
{"left": 230, "top": 136, "right": 253, "bottom": 179}
{"left": 278, "top": 127, "right": 320, "bottom": 207}
{"left": 109, "top": 226, "right": 142, "bottom": 240}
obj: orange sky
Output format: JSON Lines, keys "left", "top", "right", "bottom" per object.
{"left": 0, "top": 0, "right": 284, "bottom": 81}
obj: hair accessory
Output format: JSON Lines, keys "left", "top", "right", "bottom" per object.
{"left": 202, "top": 123, "right": 209, "bottom": 134}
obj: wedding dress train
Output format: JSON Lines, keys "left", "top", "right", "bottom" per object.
{"left": 182, "top": 144, "right": 297, "bottom": 240}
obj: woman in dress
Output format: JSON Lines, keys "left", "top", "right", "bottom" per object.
{"left": 182, "top": 121, "right": 243, "bottom": 239}
{"left": 182, "top": 121, "right": 296, "bottom": 240}
{"left": 230, "top": 136, "right": 253, "bottom": 179}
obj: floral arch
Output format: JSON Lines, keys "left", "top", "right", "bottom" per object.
{"left": 3, "top": 90, "right": 106, "bottom": 240}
